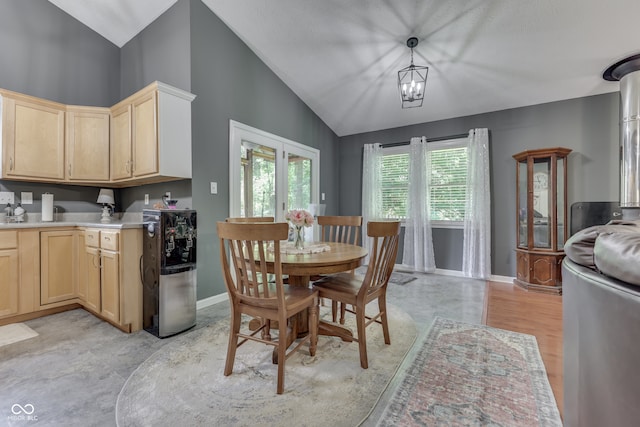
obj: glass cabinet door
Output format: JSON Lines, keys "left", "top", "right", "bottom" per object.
{"left": 557, "top": 157, "right": 565, "bottom": 250}
{"left": 533, "top": 158, "right": 551, "bottom": 248}
{"left": 518, "top": 160, "right": 528, "bottom": 247}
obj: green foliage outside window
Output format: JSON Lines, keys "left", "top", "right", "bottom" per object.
{"left": 380, "top": 145, "right": 468, "bottom": 221}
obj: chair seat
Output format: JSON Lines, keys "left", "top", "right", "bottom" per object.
{"left": 313, "top": 273, "right": 366, "bottom": 304}
{"left": 240, "top": 284, "right": 318, "bottom": 313}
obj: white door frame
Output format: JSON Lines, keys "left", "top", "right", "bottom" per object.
{"left": 228, "top": 120, "right": 320, "bottom": 221}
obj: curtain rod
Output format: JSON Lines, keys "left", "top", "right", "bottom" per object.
{"left": 381, "top": 132, "right": 469, "bottom": 148}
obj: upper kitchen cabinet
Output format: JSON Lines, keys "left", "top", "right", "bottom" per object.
{"left": 0, "top": 89, "right": 66, "bottom": 181}
{"left": 110, "top": 81, "right": 196, "bottom": 185}
{"left": 66, "top": 106, "right": 111, "bottom": 183}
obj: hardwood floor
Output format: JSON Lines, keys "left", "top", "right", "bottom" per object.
{"left": 482, "top": 280, "right": 563, "bottom": 419}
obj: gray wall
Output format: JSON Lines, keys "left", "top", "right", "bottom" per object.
{"left": 339, "top": 93, "right": 620, "bottom": 277}
{"left": 0, "top": 0, "right": 121, "bottom": 215}
{"left": 188, "top": 0, "right": 340, "bottom": 299}
{"left": 0, "top": 0, "right": 120, "bottom": 105}
{"left": 119, "top": 0, "right": 191, "bottom": 99}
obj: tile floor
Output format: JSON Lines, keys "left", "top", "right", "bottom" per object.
{"left": 0, "top": 273, "right": 485, "bottom": 426}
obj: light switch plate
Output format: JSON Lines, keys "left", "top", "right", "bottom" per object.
{"left": 21, "top": 192, "right": 33, "bottom": 204}
{"left": 210, "top": 182, "right": 217, "bottom": 194}
{"left": 165, "top": 192, "right": 171, "bottom": 200}
{"left": 0, "top": 191, "right": 15, "bottom": 204}
{"left": 144, "top": 194, "right": 149, "bottom": 205}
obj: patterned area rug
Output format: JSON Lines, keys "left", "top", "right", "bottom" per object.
{"left": 116, "top": 304, "right": 416, "bottom": 426}
{"left": 377, "top": 317, "right": 561, "bottom": 426}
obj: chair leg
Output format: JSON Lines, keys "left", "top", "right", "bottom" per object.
{"left": 309, "top": 302, "right": 319, "bottom": 357}
{"left": 262, "top": 318, "right": 272, "bottom": 341}
{"left": 378, "top": 296, "right": 391, "bottom": 345}
{"left": 339, "top": 303, "right": 347, "bottom": 325}
{"left": 224, "top": 310, "right": 242, "bottom": 376}
{"left": 276, "top": 318, "right": 288, "bottom": 394}
{"left": 355, "top": 305, "right": 368, "bottom": 369}
{"left": 331, "top": 300, "right": 338, "bottom": 322}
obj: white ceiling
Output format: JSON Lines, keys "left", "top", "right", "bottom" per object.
{"left": 48, "top": 0, "right": 640, "bottom": 137}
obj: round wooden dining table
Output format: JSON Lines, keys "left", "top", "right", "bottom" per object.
{"left": 260, "top": 242, "right": 368, "bottom": 358}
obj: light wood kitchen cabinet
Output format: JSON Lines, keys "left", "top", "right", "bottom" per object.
{"left": 0, "top": 230, "right": 39, "bottom": 322}
{"left": 0, "top": 231, "right": 19, "bottom": 318}
{"left": 100, "top": 247, "right": 120, "bottom": 323}
{"left": 110, "top": 104, "right": 132, "bottom": 181}
{"left": 0, "top": 89, "right": 65, "bottom": 181}
{"left": 79, "top": 228, "right": 141, "bottom": 331}
{"left": 40, "top": 229, "right": 78, "bottom": 305}
{"left": 110, "top": 81, "right": 196, "bottom": 184}
{"left": 1, "top": 82, "right": 194, "bottom": 187}
{"left": 66, "top": 106, "right": 110, "bottom": 182}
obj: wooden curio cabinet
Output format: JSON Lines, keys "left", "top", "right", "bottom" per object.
{"left": 513, "top": 147, "right": 571, "bottom": 294}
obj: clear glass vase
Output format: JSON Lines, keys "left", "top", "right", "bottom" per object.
{"left": 293, "top": 225, "right": 305, "bottom": 250}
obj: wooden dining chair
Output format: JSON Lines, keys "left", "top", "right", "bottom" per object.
{"left": 225, "top": 216, "right": 275, "bottom": 223}
{"left": 316, "top": 215, "right": 363, "bottom": 323}
{"left": 217, "top": 221, "right": 319, "bottom": 394}
{"left": 313, "top": 221, "right": 400, "bottom": 369}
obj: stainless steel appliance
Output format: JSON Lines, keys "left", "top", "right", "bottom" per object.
{"left": 142, "top": 209, "right": 197, "bottom": 337}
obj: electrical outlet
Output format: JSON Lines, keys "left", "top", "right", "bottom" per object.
{"left": 210, "top": 182, "right": 217, "bottom": 194}
{"left": 321, "top": 192, "right": 325, "bottom": 201}
{"left": 165, "top": 192, "right": 171, "bottom": 200}
{"left": 144, "top": 194, "right": 149, "bottom": 205}
{"left": 0, "top": 191, "right": 15, "bottom": 204}
{"left": 21, "top": 192, "right": 33, "bottom": 204}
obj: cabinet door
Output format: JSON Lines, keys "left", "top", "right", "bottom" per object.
{"left": 66, "top": 107, "right": 110, "bottom": 181}
{"left": 0, "top": 249, "right": 19, "bottom": 318}
{"left": 132, "top": 90, "right": 158, "bottom": 177}
{"left": 110, "top": 104, "right": 132, "bottom": 181}
{"left": 101, "top": 250, "right": 120, "bottom": 323}
{"left": 83, "top": 246, "right": 101, "bottom": 313}
{"left": 3, "top": 96, "right": 65, "bottom": 180}
{"left": 41, "top": 230, "right": 77, "bottom": 305}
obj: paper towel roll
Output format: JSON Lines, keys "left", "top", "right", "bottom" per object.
{"left": 42, "top": 193, "right": 54, "bottom": 222}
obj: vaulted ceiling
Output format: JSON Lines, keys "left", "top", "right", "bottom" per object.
{"left": 48, "top": 0, "right": 639, "bottom": 136}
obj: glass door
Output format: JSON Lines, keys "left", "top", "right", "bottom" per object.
{"left": 229, "top": 120, "right": 320, "bottom": 226}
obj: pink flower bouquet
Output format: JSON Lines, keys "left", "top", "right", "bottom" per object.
{"left": 285, "top": 209, "right": 314, "bottom": 227}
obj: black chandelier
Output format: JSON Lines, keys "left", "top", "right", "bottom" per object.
{"left": 397, "top": 37, "right": 428, "bottom": 109}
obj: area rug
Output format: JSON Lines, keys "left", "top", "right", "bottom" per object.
{"left": 356, "top": 267, "right": 417, "bottom": 285}
{"left": 377, "top": 317, "right": 562, "bottom": 426}
{"left": 0, "top": 323, "right": 38, "bottom": 348}
{"left": 116, "top": 304, "right": 417, "bottom": 427}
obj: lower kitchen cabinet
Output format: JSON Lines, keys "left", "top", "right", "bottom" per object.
{"left": 80, "top": 228, "right": 141, "bottom": 332}
{"left": 100, "top": 249, "right": 120, "bottom": 323}
{"left": 0, "top": 248, "right": 19, "bottom": 318}
{"left": 81, "top": 245, "right": 101, "bottom": 313}
{"left": 0, "top": 226, "right": 141, "bottom": 332}
{"left": 40, "top": 229, "right": 78, "bottom": 306}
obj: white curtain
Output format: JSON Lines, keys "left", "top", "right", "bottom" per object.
{"left": 462, "top": 128, "right": 491, "bottom": 279}
{"left": 361, "top": 143, "right": 382, "bottom": 262}
{"left": 402, "top": 137, "right": 436, "bottom": 273}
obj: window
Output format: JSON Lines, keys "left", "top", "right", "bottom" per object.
{"left": 380, "top": 138, "right": 468, "bottom": 226}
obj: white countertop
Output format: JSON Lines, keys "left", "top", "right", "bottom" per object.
{"left": 0, "top": 212, "right": 145, "bottom": 230}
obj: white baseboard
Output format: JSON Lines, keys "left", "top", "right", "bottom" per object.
{"left": 488, "top": 274, "right": 515, "bottom": 283}
{"left": 197, "top": 293, "right": 228, "bottom": 310}
{"left": 396, "top": 264, "right": 516, "bottom": 283}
